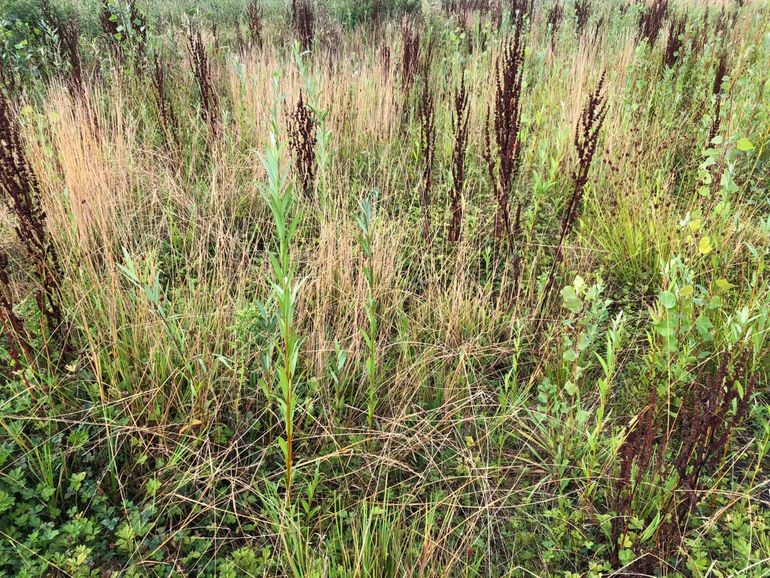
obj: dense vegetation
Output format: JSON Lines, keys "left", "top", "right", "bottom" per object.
{"left": 1, "top": 0, "right": 769, "bottom": 575}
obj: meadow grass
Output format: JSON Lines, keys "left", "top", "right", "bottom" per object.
{"left": 1, "top": 0, "right": 770, "bottom": 576}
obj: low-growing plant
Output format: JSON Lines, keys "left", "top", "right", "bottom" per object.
{"left": 610, "top": 257, "right": 766, "bottom": 571}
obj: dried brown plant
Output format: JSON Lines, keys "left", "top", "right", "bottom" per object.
{"left": 449, "top": 74, "right": 470, "bottom": 245}
{"left": 288, "top": 92, "right": 317, "bottom": 201}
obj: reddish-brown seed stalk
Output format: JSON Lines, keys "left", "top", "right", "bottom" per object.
{"left": 401, "top": 21, "right": 421, "bottom": 98}
{"left": 188, "top": 29, "right": 220, "bottom": 141}
{"left": 418, "top": 62, "right": 436, "bottom": 243}
{"left": 484, "top": 6, "right": 526, "bottom": 243}
{"left": 247, "top": 0, "right": 263, "bottom": 49}
{"left": 288, "top": 92, "right": 317, "bottom": 201}
{"left": 707, "top": 53, "right": 727, "bottom": 145}
{"left": 292, "top": 0, "right": 315, "bottom": 52}
{"left": 547, "top": 2, "right": 564, "bottom": 51}
{"left": 611, "top": 349, "right": 755, "bottom": 571}
{"left": 0, "top": 92, "right": 65, "bottom": 337}
{"left": 542, "top": 73, "right": 607, "bottom": 307}
{"left": 638, "top": 0, "right": 669, "bottom": 46}
{"left": 574, "top": 0, "right": 591, "bottom": 39}
{"left": 153, "top": 54, "right": 179, "bottom": 149}
{"left": 449, "top": 74, "right": 470, "bottom": 245}
{"left": 663, "top": 14, "right": 686, "bottom": 68}
{"left": 0, "top": 251, "right": 32, "bottom": 369}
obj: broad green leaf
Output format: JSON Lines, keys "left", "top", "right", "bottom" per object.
{"left": 658, "top": 291, "right": 676, "bottom": 309}
{"left": 696, "top": 314, "right": 714, "bottom": 339}
{"left": 715, "top": 278, "right": 734, "bottom": 292}
{"left": 698, "top": 236, "right": 713, "bottom": 255}
{"left": 736, "top": 137, "right": 754, "bottom": 151}
{"left": 561, "top": 286, "right": 583, "bottom": 313}
{"left": 640, "top": 511, "right": 662, "bottom": 543}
